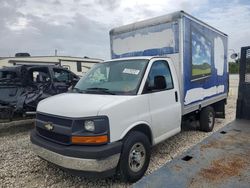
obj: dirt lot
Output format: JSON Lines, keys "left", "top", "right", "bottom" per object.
{"left": 0, "top": 75, "right": 239, "bottom": 188}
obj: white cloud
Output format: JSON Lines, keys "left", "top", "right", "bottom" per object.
{"left": 197, "top": 1, "right": 250, "bottom": 57}
{"left": 7, "top": 17, "right": 28, "bottom": 31}
{"left": 0, "top": 0, "right": 249, "bottom": 60}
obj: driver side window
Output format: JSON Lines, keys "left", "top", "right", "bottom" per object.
{"left": 53, "top": 68, "right": 71, "bottom": 82}
{"left": 146, "top": 60, "right": 174, "bottom": 92}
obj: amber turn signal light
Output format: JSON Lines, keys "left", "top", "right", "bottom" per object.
{"left": 71, "top": 135, "right": 108, "bottom": 144}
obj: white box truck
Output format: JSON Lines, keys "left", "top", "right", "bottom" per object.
{"left": 30, "top": 11, "right": 228, "bottom": 182}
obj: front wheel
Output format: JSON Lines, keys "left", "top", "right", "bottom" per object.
{"left": 199, "top": 106, "right": 215, "bottom": 132}
{"left": 117, "top": 131, "right": 151, "bottom": 183}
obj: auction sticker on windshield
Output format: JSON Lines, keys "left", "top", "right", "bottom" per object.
{"left": 123, "top": 68, "right": 140, "bottom": 75}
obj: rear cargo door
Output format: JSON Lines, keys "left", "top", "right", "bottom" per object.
{"left": 143, "top": 59, "right": 181, "bottom": 143}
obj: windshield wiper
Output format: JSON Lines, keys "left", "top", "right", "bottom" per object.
{"left": 86, "top": 87, "right": 116, "bottom": 95}
{"left": 73, "top": 87, "right": 84, "bottom": 93}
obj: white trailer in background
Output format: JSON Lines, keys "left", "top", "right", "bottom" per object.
{"left": 0, "top": 56, "right": 103, "bottom": 76}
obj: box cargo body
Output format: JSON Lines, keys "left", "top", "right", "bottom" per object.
{"left": 110, "top": 11, "right": 228, "bottom": 115}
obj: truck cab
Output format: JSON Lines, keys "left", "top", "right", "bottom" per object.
{"left": 31, "top": 57, "right": 181, "bottom": 182}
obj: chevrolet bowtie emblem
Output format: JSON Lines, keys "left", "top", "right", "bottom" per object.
{"left": 44, "top": 123, "right": 54, "bottom": 131}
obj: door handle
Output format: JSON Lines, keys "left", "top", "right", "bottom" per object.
{"left": 175, "top": 91, "right": 178, "bottom": 102}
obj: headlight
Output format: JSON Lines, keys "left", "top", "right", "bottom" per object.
{"left": 72, "top": 116, "right": 109, "bottom": 145}
{"left": 84, "top": 120, "right": 95, "bottom": 132}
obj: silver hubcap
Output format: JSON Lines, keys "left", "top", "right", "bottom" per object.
{"left": 208, "top": 112, "right": 214, "bottom": 128}
{"left": 128, "top": 143, "right": 146, "bottom": 172}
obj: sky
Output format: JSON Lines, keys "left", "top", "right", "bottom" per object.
{"left": 0, "top": 0, "right": 249, "bottom": 60}
{"left": 192, "top": 31, "right": 212, "bottom": 66}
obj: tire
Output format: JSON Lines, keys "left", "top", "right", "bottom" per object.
{"left": 117, "top": 131, "right": 151, "bottom": 183}
{"left": 199, "top": 106, "right": 215, "bottom": 132}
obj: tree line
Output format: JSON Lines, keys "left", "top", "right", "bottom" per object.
{"left": 229, "top": 62, "right": 239, "bottom": 74}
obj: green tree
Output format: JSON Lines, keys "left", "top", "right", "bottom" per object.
{"left": 229, "top": 62, "right": 239, "bottom": 74}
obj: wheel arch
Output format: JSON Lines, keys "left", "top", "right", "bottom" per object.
{"left": 120, "top": 122, "right": 153, "bottom": 145}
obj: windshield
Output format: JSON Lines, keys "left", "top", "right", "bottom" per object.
{"left": 74, "top": 59, "right": 148, "bottom": 95}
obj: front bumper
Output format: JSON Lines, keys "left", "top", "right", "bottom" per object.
{"left": 30, "top": 130, "right": 122, "bottom": 174}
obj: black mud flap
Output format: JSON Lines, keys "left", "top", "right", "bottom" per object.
{"left": 213, "top": 100, "right": 226, "bottom": 119}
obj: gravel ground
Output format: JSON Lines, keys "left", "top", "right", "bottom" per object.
{"left": 0, "top": 76, "right": 239, "bottom": 188}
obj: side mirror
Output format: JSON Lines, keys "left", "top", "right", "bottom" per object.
{"left": 72, "top": 77, "right": 79, "bottom": 82}
{"left": 71, "top": 78, "right": 79, "bottom": 86}
{"left": 154, "top": 75, "right": 166, "bottom": 90}
{"left": 231, "top": 53, "right": 238, "bottom": 59}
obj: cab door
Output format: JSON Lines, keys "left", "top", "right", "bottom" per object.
{"left": 143, "top": 59, "right": 181, "bottom": 144}
{"left": 52, "top": 68, "right": 74, "bottom": 93}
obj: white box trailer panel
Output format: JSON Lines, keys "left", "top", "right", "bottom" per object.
{"left": 110, "top": 11, "right": 228, "bottom": 115}
{"left": 182, "top": 14, "right": 228, "bottom": 115}
{"left": 111, "top": 21, "right": 179, "bottom": 58}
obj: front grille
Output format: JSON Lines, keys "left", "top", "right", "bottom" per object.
{"left": 36, "top": 127, "right": 71, "bottom": 145}
{"left": 36, "top": 113, "right": 73, "bottom": 127}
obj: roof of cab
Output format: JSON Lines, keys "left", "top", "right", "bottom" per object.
{"left": 104, "top": 56, "right": 171, "bottom": 63}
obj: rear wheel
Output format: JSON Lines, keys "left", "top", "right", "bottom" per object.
{"left": 199, "top": 106, "right": 215, "bottom": 132}
{"left": 117, "top": 131, "right": 151, "bottom": 183}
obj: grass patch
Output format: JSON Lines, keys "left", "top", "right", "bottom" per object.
{"left": 192, "top": 68, "right": 211, "bottom": 76}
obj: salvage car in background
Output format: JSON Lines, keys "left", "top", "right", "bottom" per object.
{"left": 0, "top": 65, "right": 79, "bottom": 120}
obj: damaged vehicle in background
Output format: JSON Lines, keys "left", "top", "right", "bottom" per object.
{"left": 0, "top": 65, "right": 79, "bottom": 120}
